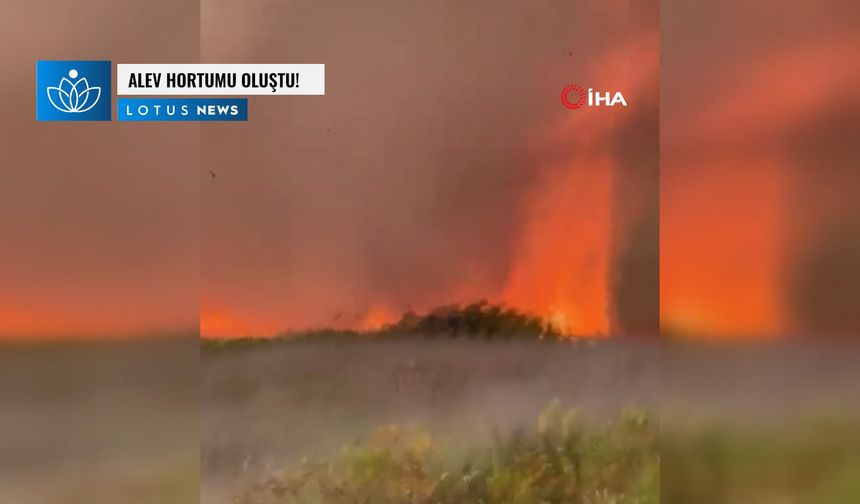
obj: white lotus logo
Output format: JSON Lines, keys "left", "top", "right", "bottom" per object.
{"left": 46, "top": 69, "right": 101, "bottom": 113}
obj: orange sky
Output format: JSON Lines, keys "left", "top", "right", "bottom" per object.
{"left": 660, "top": 2, "right": 860, "bottom": 338}
{"left": 7, "top": 1, "right": 857, "bottom": 340}
{"left": 198, "top": 1, "right": 658, "bottom": 339}
{"left": 3, "top": 1, "right": 659, "bottom": 340}
{"left": 0, "top": 0, "right": 200, "bottom": 340}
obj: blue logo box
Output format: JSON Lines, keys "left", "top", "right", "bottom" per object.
{"left": 36, "top": 60, "right": 112, "bottom": 121}
{"left": 118, "top": 98, "right": 248, "bottom": 121}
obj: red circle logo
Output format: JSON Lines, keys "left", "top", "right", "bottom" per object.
{"left": 561, "top": 84, "right": 586, "bottom": 109}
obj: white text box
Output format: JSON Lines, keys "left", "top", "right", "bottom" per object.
{"left": 117, "top": 64, "right": 325, "bottom": 96}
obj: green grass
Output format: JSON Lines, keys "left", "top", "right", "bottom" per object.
{"left": 236, "top": 402, "right": 658, "bottom": 504}
{"left": 662, "top": 416, "right": 860, "bottom": 504}
{"left": 232, "top": 406, "right": 860, "bottom": 504}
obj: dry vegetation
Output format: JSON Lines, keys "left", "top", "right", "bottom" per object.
{"left": 237, "top": 403, "right": 658, "bottom": 504}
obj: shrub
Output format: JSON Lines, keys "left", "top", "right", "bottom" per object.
{"left": 389, "top": 300, "right": 564, "bottom": 340}
{"left": 235, "top": 403, "right": 658, "bottom": 504}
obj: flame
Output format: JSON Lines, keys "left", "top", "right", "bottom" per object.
{"left": 501, "top": 33, "right": 657, "bottom": 337}
{"left": 660, "top": 34, "right": 860, "bottom": 338}
{"left": 660, "top": 158, "right": 788, "bottom": 338}
{"left": 501, "top": 154, "right": 613, "bottom": 336}
{"left": 355, "top": 307, "right": 396, "bottom": 331}
{"left": 0, "top": 304, "right": 188, "bottom": 339}
{"left": 200, "top": 310, "right": 248, "bottom": 339}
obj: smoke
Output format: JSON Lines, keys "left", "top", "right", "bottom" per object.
{"left": 785, "top": 95, "right": 860, "bottom": 336}
{"left": 607, "top": 42, "right": 660, "bottom": 335}
{"left": 0, "top": 0, "right": 201, "bottom": 338}
{"left": 0, "top": 0, "right": 659, "bottom": 339}
{"left": 200, "top": 0, "right": 659, "bottom": 337}
{"left": 661, "top": 0, "right": 860, "bottom": 337}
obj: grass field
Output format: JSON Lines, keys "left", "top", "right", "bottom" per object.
{"left": 663, "top": 417, "right": 860, "bottom": 504}
{"left": 203, "top": 338, "right": 860, "bottom": 504}
{"left": 201, "top": 337, "right": 659, "bottom": 503}
{"left": 3, "top": 337, "right": 857, "bottom": 503}
{"left": 238, "top": 402, "right": 658, "bottom": 504}
{"left": 0, "top": 339, "right": 199, "bottom": 504}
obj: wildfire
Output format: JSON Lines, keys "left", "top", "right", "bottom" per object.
{"left": 660, "top": 158, "right": 788, "bottom": 338}
{"left": 193, "top": 34, "right": 660, "bottom": 340}
{"left": 355, "top": 307, "right": 396, "bottom": 331}
{"left": 657, "top": 36, "right": 860, "bottom": 338}
{"left": 500, "top": 153, "right": 613, "bottom": 336}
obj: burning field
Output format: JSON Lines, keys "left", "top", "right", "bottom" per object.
{"left": 3, "top": 0, "right": 858, "bottom": 503}
{"left": 196, "top": 5, "right": 663, "bottom": 497}
{"left": 198, "top": 0, "right": 659, "bottom": 340}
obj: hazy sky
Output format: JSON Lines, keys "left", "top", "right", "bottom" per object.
{"left": 5, "top": 1, "right": 856, "bottom": 340}
{"left": 2, "top": 0, "right": 661, "bottom": 338}
{"left": 0, "top": 0, "right": 200, "bottom": 338}
{"left": 661, "top": 0, "right": 860, "bottom": 337}
{"left": 199, "top": 0, "right": 658, "bottom": 337}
